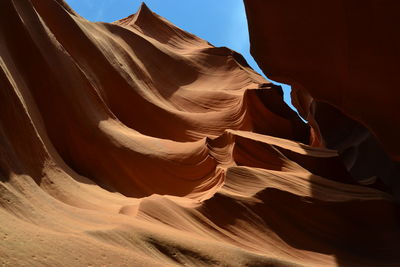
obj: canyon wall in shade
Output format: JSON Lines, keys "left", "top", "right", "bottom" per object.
{"left": 243, "top": 0, "right": 400, "bottom": 158}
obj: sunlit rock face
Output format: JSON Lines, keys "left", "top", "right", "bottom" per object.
{"left": 0, "top": 0, "right": 399, "bottom": 266}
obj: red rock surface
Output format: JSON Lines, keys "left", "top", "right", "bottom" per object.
{"left": 243, "top": 0, "right": 400, "bottom": 161}
{"left": 0, "top": 1, "right": 399, "bottom": 266}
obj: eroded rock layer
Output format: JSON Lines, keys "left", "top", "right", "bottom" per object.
{"left": 0, "top": 1, "right": 399, "bottom": 266}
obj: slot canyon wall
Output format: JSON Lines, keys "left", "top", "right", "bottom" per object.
{"left": 0, "top": 0, "right": 399, "bottom": 266}
{"left": 244, "top": 0, "right": 400, "bottom": 195}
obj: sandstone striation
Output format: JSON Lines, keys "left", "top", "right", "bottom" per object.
{"left": 0, "top": 1, "right": 399, "bottom": 266}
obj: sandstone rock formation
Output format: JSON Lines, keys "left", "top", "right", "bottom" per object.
{"left": 243, "top": 0, "right": 400, "bottom": 158}
{"left": 244, "top": 0, "right": 400, "bottom": 201}
{"left": 0, "top": 0, "right": 399, "bottom": 266}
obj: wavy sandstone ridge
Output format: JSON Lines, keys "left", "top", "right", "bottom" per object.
{"left": 0, "top": 1, "right": 399, "bottom": 266}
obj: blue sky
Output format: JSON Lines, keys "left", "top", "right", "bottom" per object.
{"left": 64, "top": 0, "right": 293, "bottom": 107}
